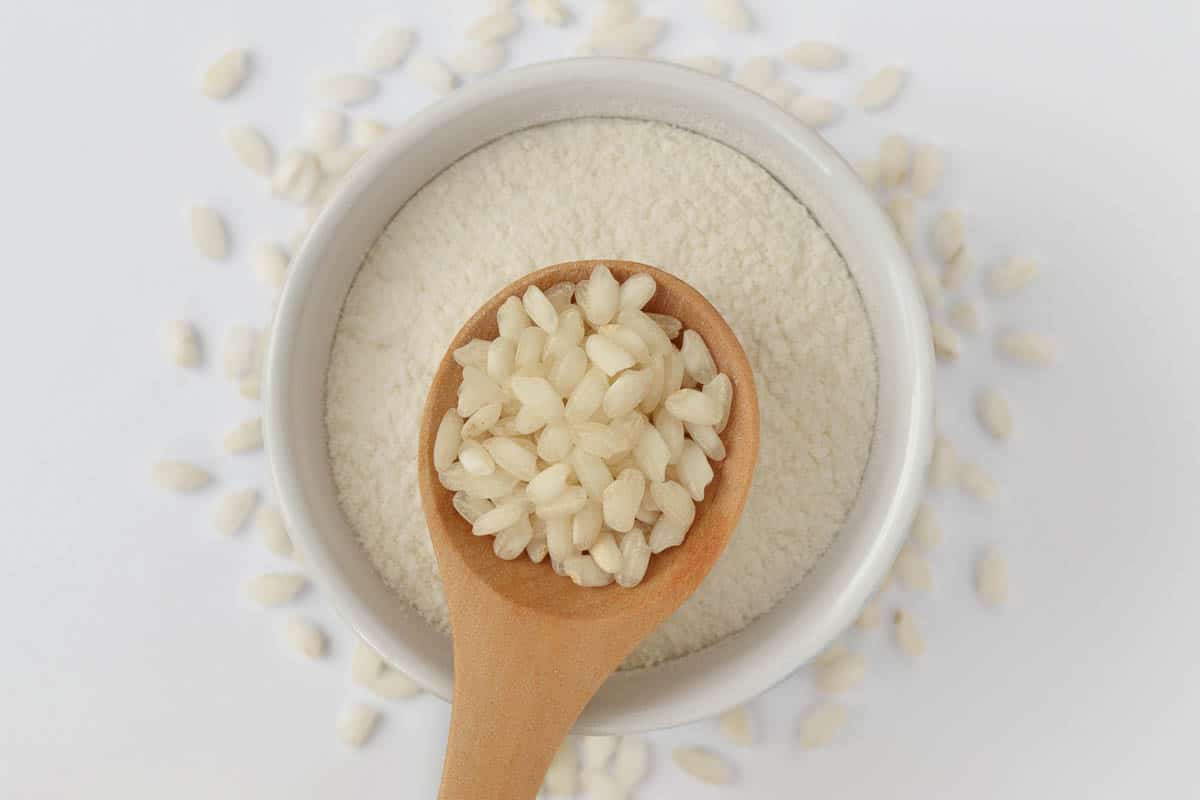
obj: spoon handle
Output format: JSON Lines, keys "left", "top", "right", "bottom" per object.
{"left": 437, "top": 591, "right": 628, "bottom": 800}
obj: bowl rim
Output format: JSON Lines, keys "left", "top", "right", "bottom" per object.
{"left": 266, "top": 56, "right": 934, "bottom": 733}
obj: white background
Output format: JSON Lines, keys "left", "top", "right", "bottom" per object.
{"left": 2, "top": 0, "right": 1198, "bottom": 797}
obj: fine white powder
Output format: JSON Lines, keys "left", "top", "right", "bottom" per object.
{"left": 325, "top": 118, "right": 877, "bottom": 668}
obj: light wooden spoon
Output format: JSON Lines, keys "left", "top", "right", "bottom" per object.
{"left": 417, "top": 260, "right": 760, "bottom": 800}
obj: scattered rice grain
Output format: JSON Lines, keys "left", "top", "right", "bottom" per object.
{"left": 245, "top": 572, "right": 307, "bottom": 606}
{"left": 284, "top": 616, "right": 328, "bottom": 659}
{"left": 213, "top": 488, "right": 258, "bottom": 535}
{"left": 799, "top": 702, "right": 846, "bottom": 748}
{"left": 223, "top": 417, "right": 263, "bottom": 454}
{"left": 337, "top": 703, "right": 380, "bottom": 747}
{"left": 164, "top": 320, "right": 202, "bottom": 368}
{"left": 996, "top": 330, "right": 1056, "bottom": 366}
{"left": 986, "top": 256, "right": 1039, "bottom": 297}
{"left": 910, "top": 143, "right": 945, "bottom": 197}
{"left": 151, "top": 460, "right": 212, "bottom": 492}
{"left": 408, "top": 54, "right": 457, "bottom": 94}
{"left": 857, "top": 64, "right": 906, "bottom": 110}
{"left": 256, "top": 505, "right": 294, "bottom": 557}
{"left": 783, "top": 40, "right": 845, "bottom": 70}
{"left": 893, "top": 610, "right": 924, "bottom": 658}
{"left": 975, "top": 547, "right": 1009, "bottom": 607}
{"left": 976, "top": 387, "right": 1013, "bottom": 441}
{"left": 672, "top": 746, "right": 733, "bottom": 785}
{"left": 959, "top": 461, "right": 998, "bottom": 502}
{"left": 789, "top": 95, "right": 841, "bottom": 128}
{"left": 200, "top": 48, "right": 249, "bottom": 99}
{"left": 310, "top": 72, "right": 378, "bottom": 106}
{"left": 189, "top": 206, "right": 228, "bottom": 260}
{"left": 703, "top": 0, "right": 752, "bottom": 31}
{"left": 223, "top": 124, "right": 274, "bottom": 177}
{"left": 361, "top": 26, "right": 414, "bottom": 72}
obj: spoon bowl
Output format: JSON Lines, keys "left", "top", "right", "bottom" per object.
{"left": 417, "top": 260, "right": 759, "bottom": 799}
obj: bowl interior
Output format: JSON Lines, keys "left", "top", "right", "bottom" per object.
{"left": 265, "top": 58, "right": 933, "bottom": 733}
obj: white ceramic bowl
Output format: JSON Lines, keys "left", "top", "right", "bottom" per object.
{"left": 265, "top": 58, "right": 934, "bottom": 734}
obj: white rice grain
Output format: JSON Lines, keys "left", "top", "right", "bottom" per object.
{"left": 151, "top": 460, "right": 212, "bottom": 492}
{"left": 789, "top": 95, "right": 841, "bottom": 128}
{"left": 855, "top": 159, "right": 881, "bottom": 187}
{"left": 351, "top": 638, "right": 384, "bottom": 685}
{"left": 433, "top": 409, "right": 463, "bottom": 472}
{"left": 931, "top": 210, "right": 966, "bottom": 263}
{"left": 474, "top": 495, "right": 529, "bottom": 534}
{"left": 256, "top": 505, "right": 294, "bottom": 558}
{"left": 948, "top": 299, "right": 981, "bottom": 335}
{"left": 734, "top": 56, "right": 774, "bottom": 91}
{"left": 703, "top": 0, "right": 752, "bottom": 31}
{"left": 581, "top": 769, "right": 625, "bottom": 800}
{"left": 799, "top": 702, "right": 846, "bottom": 748}
{"left": 664, "top": 389, "right": 721, "bottom": 426}
{"left": 370, "top": 667, "right": 422, "bottom": 700}
{"left": 676, "top": 439, "right": 714, "bottom": 501}
{"left": 893, "top": 610, "right": 924, "bottom": 658}
{"left": 679, "top": 330, "right": 717, "bottom": 385}
{"left": 879, "top": 135, "right": 910, "bottom": 186}
{"left": 943, "top": 246, "right": 973, "bottom": 291}
{"left": 976, "top": 388, "right": 1013, "bottom": 441}
{"left": 200, "top": 48, "right": 249, "bottom": 99}
{"left": 986, "top": 256, "right": 1039, "bottom": 296}
{"left": 672, "top": 747, "right": 733, "bottom": 785}
{"left": 612, "top": 734, "right": 650, "bottom": 788}
{"left": 783, "top": 41, "right": 845, "bottom": 70}
{"left": 590, "top": 531, "right": 624, "bottom": 574}
{"left": 564, "top": 554, "right": 613, "bottom": 587}
{"left": 932, "top": 323, "right": 961, "bottom": 362}
{"left": 223, "top": 417, "right": 263, "bottom": 454}
{"left": 361, "top": 26, "right": 414, "bottom": 72}
{"left": 213, "top": 488, "right": 258, "bottom": 535}
{"left": 718, "top": 705, "right": 753, "bottom": 745}
{"left": 164, "top": 320, "right": 202, "bottom": 368}
{"left": 814, "top": 650, "right": 866, "bottom": 692}
{"left": 857, "top": 65, "right": 906, "bottom": 111}
{"left": 615, "top": 527, "right": 651, "bottom": 587}
{"left": 543, "top": 740, "right": 579, "bottom": 795}
{"left": 304, "top": 108, "right": 345, "bottom": 151}
{"left": 910, "top": 143, "right": 945, "bottom": 197}
{"left": 960, "top": 461, "right": 998, "bottom": 502}
{"left": 468, "top": 10, "right": 521, "bottom": 42}
{"left": 337, "top": 703, "right": 380, "bottom": 747}
{"left": 893, "top": 545, "right": 933, "bottom": 592}
{"left": 975, "top": 547, "right": 1009, "bottom": 607}
{"left": 996, "top": 330, "right": 1056, "bottom": 366}
{"left": 285, "top": 617, "right": 328, "bottom": 659}
{"left": 602, "top": 468, "right": 645, "bottom": 533}
{"left": 529, "top": 0, "right": 570, "bottom": 26}
{"left": 223, "top": 124, "right": 274, "bottom": 177}
{"left": 245, "top": 572, "right": 307, "bottom": 606}
{"left": 189, "top": 206, "right": 228, "bottom": 260}
{"left": 310, "top": 72, "right": 378, "bottom": 106}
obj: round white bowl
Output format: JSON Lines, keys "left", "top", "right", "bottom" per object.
{"left": 265, "top": 58, "right": 934, "bottom": 734}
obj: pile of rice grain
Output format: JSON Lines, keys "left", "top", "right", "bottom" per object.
{"left": 325, "top": 117, "right": 877, "bottom": 668}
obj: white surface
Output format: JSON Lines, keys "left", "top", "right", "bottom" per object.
{"left": 266, "top": 57, "right": 933, "bottom": 732}
{"left": 0, "top": 0, "right": 1197, "bottom": 797}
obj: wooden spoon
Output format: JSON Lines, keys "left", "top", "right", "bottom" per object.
{"left": 417, "top": 260, "right": 760, "bottom": 800}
